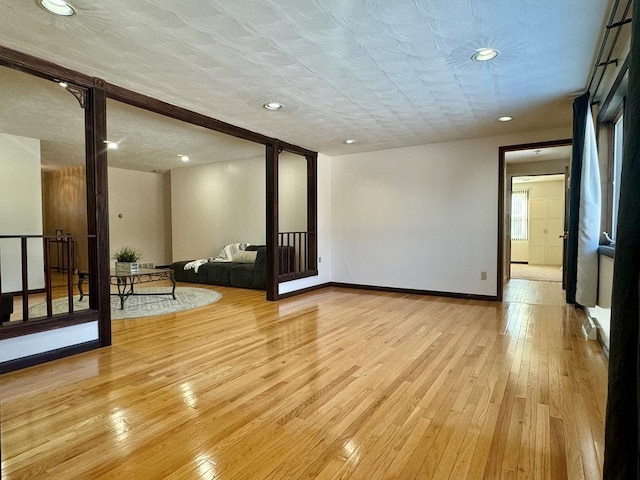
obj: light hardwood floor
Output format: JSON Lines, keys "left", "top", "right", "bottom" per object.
{"left": 0, "top": 280, "right": 608, "bottom": 479}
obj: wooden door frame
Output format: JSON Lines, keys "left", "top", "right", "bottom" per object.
{"left": 497, "top": 138, "right": 573, "bottom": 301}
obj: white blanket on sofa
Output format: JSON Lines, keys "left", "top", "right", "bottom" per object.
{"left": 183, "top": 258, "right": 208, "bottom": 272}
{"left": 183, "top": 243, "right": 250, "bottom": 273}
{"left": 210, "top": 243, "right": 250, "bottom": 263}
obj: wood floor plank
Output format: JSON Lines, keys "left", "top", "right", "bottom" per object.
{"left": 0, "top": 281, "right": 607, "bottom": 479}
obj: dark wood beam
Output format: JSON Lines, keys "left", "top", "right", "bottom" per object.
{"left": 266, "top": 142, "right": 279, "bottom": 301}
{"left": 85, "top": 80, "right": 112, "bottom": 346}
{"left": 103, "top": 83, "right": 274, "bottom": 146}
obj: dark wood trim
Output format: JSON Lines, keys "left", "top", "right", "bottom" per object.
{"left": 85, "top": 82, "right": 112, "bottom": 347}
{"left": 0, "top": 311, "right": 99, "bottom": 339}
{"left": 0, "top": 45, "right": 94, "bottom": 87}
{"left": 498, "top": 138, "right": 573, "bottom": 301}
{"left": 0, "top": 44, "right": 319, "bottom": 311}
{"left": 307, "top": 153, "right": 318, "bottom": 273}
{"left": 279, "top": 270, "right": 319, "bottom": 283}
{"left": 103, "top": 83, "right": 274, "bottom": 146}
{"left": 276, "top": 282, "right": 499, "bottom": 301}
{"left": 277, "top": 283, "right": 331, "bottom": 299}
{"left": 330, "top": 282, "right": 498, "bottom": 302}
{"left": 498, "top": 146, "right": 506, "bottom": 302}
{"left": 597, "top": 54, "right": 629, "bottom": 124}
{"left": 266, "top": 142, "right": 279, "bottom": 301}
{"left": 510, "top": 261, "right": 529, "bottom": 265}
{"left": 500, "top": 138, "right": 573, "bottom": 153}
{"left": 21, "top": 238, "right": 28, "bottom": 320}
{"left": 278, "top": 140, "right": 318, "bottom": 158}
{"left": 3, "top": 288, "right": 46, "bottom": 296}
{"left": 0, "top": 340, "right": 101, "bottom": 374}
{"left": 602, "top": 121, "right": 615, "bottom": 234}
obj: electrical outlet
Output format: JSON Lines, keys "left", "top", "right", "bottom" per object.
{"left": 318, "top": 256, "right": 322, "bottom": 263}
{"left": 480, "top": 271, "right": 487, "bottom": 280}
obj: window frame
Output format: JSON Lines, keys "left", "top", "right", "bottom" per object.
{"left": 596, "top": 54, "right": 628, "bottom": 243}
{"left": 511, "top": 188, "right": 530, "bottom": 241}
{"left": 610, "top": 109, "right": 624, "bottom": 239}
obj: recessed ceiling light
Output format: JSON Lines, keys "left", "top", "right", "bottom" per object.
{"left": 498, "top": 116, "right": 513, "bottom": 122}
{"left": 472, "top": 48, "right": 499, "bottom": 62}
{"left": 178, "top": 154, "right": 190, "bottom": 162}
{"left": 103, "top": 141, "right": 118, "bottom": 150}
{"left": 344, "top": 139, "right": 357, "bottom": 144}
{"left": 39, "top": 0, "right": 76, "bottom": 16}
{"left": 58, "top": 81, "right": 68, "bottom": 88}
{"left": 264, "top": 102, "right": 283, "bottom": 110}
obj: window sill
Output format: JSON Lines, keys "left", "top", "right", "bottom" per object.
{"left": 599, "top": 245, "right": 615, "bottom": 258}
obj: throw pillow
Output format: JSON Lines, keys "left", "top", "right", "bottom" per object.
{"left": 233, "top": 250, "right": 258, "bottom": 264}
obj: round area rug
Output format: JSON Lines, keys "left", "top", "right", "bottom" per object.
{"left": 29, "top": 287, "right": 222, "bottom": 320}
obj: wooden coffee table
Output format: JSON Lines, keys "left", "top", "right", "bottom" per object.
{"left": 78, "top": 268, "right": 176, "bottom": 309}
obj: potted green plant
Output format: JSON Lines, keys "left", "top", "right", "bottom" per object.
{"left": 113, "top": 246, "right": 142, "bottom": 274}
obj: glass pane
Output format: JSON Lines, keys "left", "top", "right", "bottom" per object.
{"left": 612, "top": 115, "right": 623, "bottom": 238}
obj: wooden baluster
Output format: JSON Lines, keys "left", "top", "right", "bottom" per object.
{"left": 0, "top": 248, "right": 3, "bottom": 319}
{"left": 305, "top": 232, "right": 308, "bottom": 271}
{"left": 21, "top": 237, "right": 28, "bottom": 321}
{"left": 44, "top": 237, "right": 53, "bottom": 318}
{"left": 67, "top": 236, "right": 74, "bottom": 313}
{"left": 297, "top": 232, "right": 301, "bottom": 274}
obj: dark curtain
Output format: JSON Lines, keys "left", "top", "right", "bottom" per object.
{"left": 603, "top": 1, "right": 640, "bottom": 477}
{"left": 565, "top": 92, "right": 590, "bottom": 304}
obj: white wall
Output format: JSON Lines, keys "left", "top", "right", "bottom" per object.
{"left": 280, "top": 153, "right": 332, "bottom": 294}
{"left": 511, "top": 242, "right": 529, "bottom": 263}
{"left": 526, "top": 179, "right": 564, "bottom": 200}
{"left": 329, "top": 127, "right": 571, "bottom": 297}
{"left": 0, "top": 322, "right": 99, "bottom": 363}
{"left": 0, "top": 132, "right": 45, "bottom": 292}
{"left": 108, "top": 167, "right": 172, "bottom": 266}
{"left": 171, "top": 157, "right": 266, "bottom": 260}
{"left": 279, "top": 152, "right": 308, "bottom": 232}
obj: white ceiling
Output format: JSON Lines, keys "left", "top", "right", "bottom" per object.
{"left": 0, "top": 0, "right": 612, "bottom": 159}
{"left": 505, "top": 145, "right": 572, "bottom": 164}
{"left": 512, "top": 173, "right": 565, "bottom": 184}
{"left": 0, "top": 65, "right": 265, "bottom": 171}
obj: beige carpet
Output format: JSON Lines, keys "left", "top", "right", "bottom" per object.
{"left": 28, "top": 287, "right": 222, "bottom": 320}
{"left": 510, "top": 263, "right": 563, "bottom": 282}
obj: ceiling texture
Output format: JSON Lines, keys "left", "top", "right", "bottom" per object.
{"left": 0, "top": 0, "right": 612, "bottom": 160}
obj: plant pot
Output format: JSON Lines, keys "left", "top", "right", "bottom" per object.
{"left": 115, "top": 262, "right": 139, "bottom": 275}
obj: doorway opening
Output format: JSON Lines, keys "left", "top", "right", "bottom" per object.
{"left": 498, "top": 139, "right": 572, "bottom": 300}
{"left": 510, "top": 173, "right": 565, "bottom": 283}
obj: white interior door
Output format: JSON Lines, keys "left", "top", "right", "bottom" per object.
{"left": 529, "top": 199, "right": 546, "bottom": 264}
{"left": 528, "top": 197, "right": 564, "bottom": 265}
{"left": 546, "top": 198, "right": 564, "bottom": 265}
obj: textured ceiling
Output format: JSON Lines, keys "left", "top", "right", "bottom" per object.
{"left": 0, "top": 0, "right": 612, "bottom": 158}
{"left": 0, "top": 65, "right": 265, "bottom": 172}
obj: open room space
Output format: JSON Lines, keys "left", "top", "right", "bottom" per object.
{"left": 1, "top": 0, "right": 639, "bottom": 478}
{"left": 0, "top": 281, "right": 607, "bottom": 479}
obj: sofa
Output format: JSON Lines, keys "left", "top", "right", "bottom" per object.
{"left": 170, "top": 245, "right": 295, "bottom": 290}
